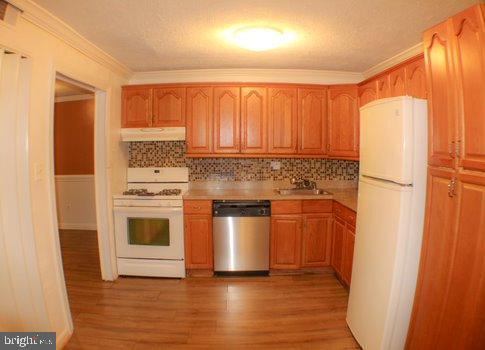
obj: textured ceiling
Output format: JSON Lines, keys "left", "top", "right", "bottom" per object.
{"left": 34, "top": 0, "right": 476, "bottom": 72}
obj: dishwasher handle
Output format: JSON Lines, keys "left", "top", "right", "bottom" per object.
{"left": 213, "top": 200, "right": 271, "bottom": 217}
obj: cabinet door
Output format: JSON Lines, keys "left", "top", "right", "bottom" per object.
{"left": 184, "top": 215, "right": 213, "bottom": 269}
{"left": 301, "top": 214, "right": 332, "bottom": 267}
{"left": 327, "top": 86, "right": 359, "bottom": 158}
{"left": 376, "top": 75, "right": 391, "bottom": 99}
{"left": 406, "top": 167, "right": 458, "bottom": 349}
{"left": 389, "top": 67, "right": 406, "bottom": 97}
{"left": 270, "top": 215, "right": 302, "bottom": 269}
{"left": 434, "top": 171, "right": 485, "bottom": 349}
{"left": 268, "top": 87, "right": 298, "bottom": 154}
{"left": 358, "top": 80, "right": 377, "bottom": 108}
{"left": 213, "top": 87, "right": 240, "bottom": 154}
{"left": 341, "top": 225, "right": 355, "bottom": 286}
{"left": 331, "top": 216, "right": 345, "bottom": 275}
{"left": 122, "top": 87, "right": 152, "bottom": 128}
{"left": 152, "top": 87, "right": 186, "bottom": 126}
{"left": 452, "top": 6, "right": 485, "bottom": 172}
{"left": 298, "top": 88, "right": 327, "bottom": 154}
{"left": 241, "top": 87, "right": 267, "bottom": 154}
{"left": 424, "top": 21, "right": 457, "bottom": 169}
{"left": 186, "top": 87, "right": 213, "bottom": 154}
{"left": 405, "top": 56, "right": 427, "bottom": 99}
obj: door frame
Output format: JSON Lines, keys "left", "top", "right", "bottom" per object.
{"left": 49, "top": 72, "right": 116, "bottom": 281}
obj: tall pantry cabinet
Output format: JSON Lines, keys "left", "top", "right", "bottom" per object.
{"left": 406, "top": 4, "right": 485, "bottom": 350}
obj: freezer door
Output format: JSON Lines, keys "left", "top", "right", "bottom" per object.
{"left": 347, "top": 176, "right": 416, "bottom": 350}
{"left": 360, "top": 97, "right": 421, "bottom": 185}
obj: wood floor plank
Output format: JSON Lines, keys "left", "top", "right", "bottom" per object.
{"left": 60, "top": 229, "right": 358, "bottom": 349}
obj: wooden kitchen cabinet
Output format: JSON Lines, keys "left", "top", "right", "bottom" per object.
{"left": 407, "top": 169, "right": 485, "bottom": 349}
{"left": 358, "top": 80, "right": 377, "bottom": 108}
{"left": 213, "top": 86, "right": 240, "bottom": 154}
{"left": 298, "top": 88, "right": 327, "bottom": 154}
{"left": 331, "top": 216, "right": 345, "bottom": 276}
{"left": 452, "top": 5, "right": 485, "bottom": 172}
{"left": 327, "top": 85, "right": 359, "bottom": 159}
{"left": 376, "top": 74, "right": 391, "bottom": 99}
{"left": 268, "top": 87, "right": 298, "bottom": 154}
{"left": 404, "top": 56, "right": 427, "bottom": 99}
{"left": 152, "top": 87, "right": 186, "bottom": 126}
{"left": 241, "top": 87, "right": 268, "bottom": 154}
{"left": 184, "top": 212, "right": 213, "bottom": 270}
{"left": 389, "top": 67, "right": 406, "bottom": 97}
{"left": 341, "top": 225, "right": 355, "bottom": 285}
{"left": 270, "top": 215, "right": 302, "bottom": 269}
{"left": 186, "top": 87, "right": 213, "bottom": 154}
{"left": 423, "top": 20, "right": 457, "bottom": 169}
{"left": 122, "top": 87, "right": 152, "bottom": 128}
{"left": 301, "top": 213, "right": 332, "bottom": 267}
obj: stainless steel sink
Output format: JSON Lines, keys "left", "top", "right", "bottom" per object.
{"left": 276, "top": 188, "right": 332, "bottom": 195}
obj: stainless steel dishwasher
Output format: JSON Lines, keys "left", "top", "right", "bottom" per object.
{"left": 213, "top": 200, "right": 270, "bottom": 274}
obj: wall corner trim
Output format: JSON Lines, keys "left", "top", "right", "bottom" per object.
{"left": 362, "top": 43, "right": 424, "bottom": 79}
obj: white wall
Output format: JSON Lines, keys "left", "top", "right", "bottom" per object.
{"left": 0, "top": 0, "right": 130, "bottom": 346}
{"left": 55, "top": 175, "right": 97, "bottom": 230}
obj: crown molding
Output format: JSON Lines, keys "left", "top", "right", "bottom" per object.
{"left": 362, "top": 43, "right": 423, "bottom": 79}
{"left": 55, "top": 94, "right": 94, "bottom": 103}
{"left": 9, "top": 0, "right": 132, "bottom": 78}
{"left": 129, "top": 68, "right": 364, "bottom": 85}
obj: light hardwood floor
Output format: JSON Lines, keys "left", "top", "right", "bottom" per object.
{"left": 60, "top": 230, "right": 359, "bottom": 349}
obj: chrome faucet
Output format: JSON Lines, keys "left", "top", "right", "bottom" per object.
{"left": 290, "top": 178, "right": 317, "bottom": 190}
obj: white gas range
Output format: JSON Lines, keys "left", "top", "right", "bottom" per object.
{"left": 113, "top": 167, "right": 188, "bottom": 278}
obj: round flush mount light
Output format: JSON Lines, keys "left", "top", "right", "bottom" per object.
{"left": 230, "top": 26, "right": 295, "bottom": 52}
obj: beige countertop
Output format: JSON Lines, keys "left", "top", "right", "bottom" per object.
{"left": 183, "top": 187, "right": 358, "bottom": 212}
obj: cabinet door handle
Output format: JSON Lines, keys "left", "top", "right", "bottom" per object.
{"left": 193, "top": 206, "right": 201, "bottom": 210}
{"left": 448, "top": 178, "right": 456, "bottom": 197}
{"left": 449, "top": 141, "right": 456, "bottom": 158}
{"left": 455, "top": 140, "right": 461, "bottom": 158}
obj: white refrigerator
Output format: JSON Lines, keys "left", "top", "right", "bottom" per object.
{"left": 346, "top": 96, "right": 428, "bottom": 350}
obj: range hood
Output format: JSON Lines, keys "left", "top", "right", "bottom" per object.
{"left": 121, "top": 127, "right": 185, "bottom": 142}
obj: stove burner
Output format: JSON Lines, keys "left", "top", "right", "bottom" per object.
{"left": 123, "top": 188, "right": 182, "bottom": 196}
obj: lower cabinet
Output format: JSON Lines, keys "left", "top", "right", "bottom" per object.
{"left": 270, "top": 215, "right": 302, "bottom": 269}
{"left": 342, "top": 225, "right": 355, "bottom": 285}
{"left": 270, "top": 200, "right": 334, "bottom": 270}
{"left": 301, "top": 213, "right": 333, "bottom": 267}
{"left": 331, "top": 216, "right": 345, "bottom": 275}
{"left": 183, "top": 200, "right": 213, "bottom": 270}
{"left": 331, "top": 203, "right": 357, "bottom": 287}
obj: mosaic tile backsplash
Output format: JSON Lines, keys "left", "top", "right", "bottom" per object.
{"left": 129, "top": 141, "right": 359, "bottom": 182}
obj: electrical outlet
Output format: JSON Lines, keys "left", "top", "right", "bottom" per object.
{"left": 270, "top": 161, "right": 281, "bottom": 170}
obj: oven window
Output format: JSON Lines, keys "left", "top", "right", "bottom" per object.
{"left": 127, "top": 218, "right": 170, "bottom": 246}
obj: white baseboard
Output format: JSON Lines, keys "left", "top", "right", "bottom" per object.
{"left": 58, "top": 223, "right": 97, "bottom": 231}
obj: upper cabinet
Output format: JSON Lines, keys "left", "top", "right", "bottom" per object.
{"left": 376, "top": 75, "right": 391, "bottom": 99}
{"left": 358, "top": 80, "right": 377, "bottom": 108}
{"left": 268, "top": 87, "right": 298, "bottom": 154}
{"left": 424, "top": 21, "right": 457, "bottom": 169}
{"left": 452, "top": 5, "right": 485, "bottom": 172}
{"left": 213, "top": 87, "right": 240, "bottom": 154}
{"left": 152, "top": 87, "right": 186, "bottom": 126}
{"left": 327, "top": 85, "right": 359, "bottom": 159}
{"left": 298, "top": 88, "right": 327, "bottom": 154}
{"left": 241, "top": 87, "right": 268, "bottom": 154}
{"left": 122, "top": 87, "right": 152, "bottom": 128}
{"left": 405, "top": 57, "right": 427, "bottom": 99}
{"left": 389, "top": 67, "right": 406, "bottom": 97}
{"left": 186, "top": 87, "right": 213, "bottom": 154}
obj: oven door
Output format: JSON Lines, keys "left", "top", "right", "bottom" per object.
{"left": 114, "top": 206, "right": 184, "bottom": 260}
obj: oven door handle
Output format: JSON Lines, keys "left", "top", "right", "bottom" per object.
{"left": 114, "top": 206, "right": 182, "bottom": 214}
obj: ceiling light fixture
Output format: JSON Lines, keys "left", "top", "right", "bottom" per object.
{"left": 231, "top": 26, "right": 294, "bottom": 52}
